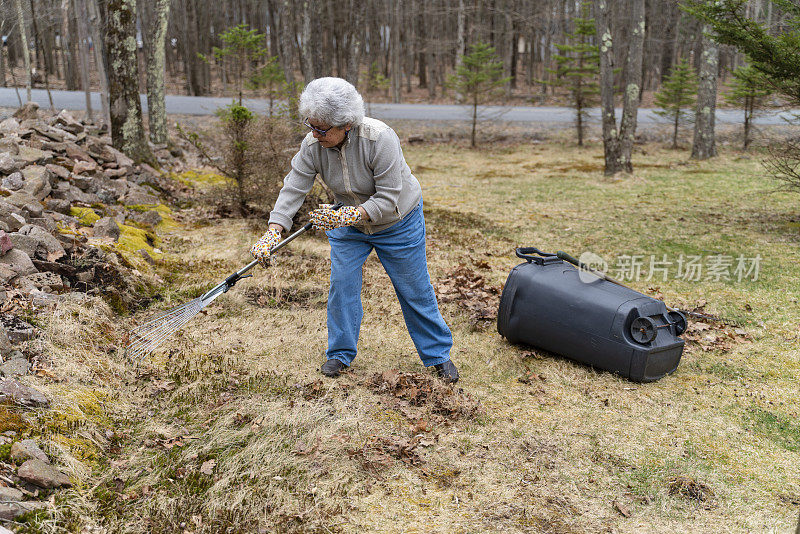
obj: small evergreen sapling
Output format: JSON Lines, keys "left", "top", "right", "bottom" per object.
{"left": 547, "top": 3, "right": 600, "bottom": 146}
{"left": 725, "top": 64, "right": 772, "bottom": 149}
{"left": 654, "top": 58, "right": 698, "bottom": 149}
{"left": 447, "top": 42, "right": 509, "bottom": 148}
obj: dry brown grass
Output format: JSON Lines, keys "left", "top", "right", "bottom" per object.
{"left": 12, "top": 140, "right": 800, "bottom": 533}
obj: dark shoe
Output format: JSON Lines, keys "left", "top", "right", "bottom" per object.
{"left": 321, "top": 358, "right": 347, "bottom": 378}
{"left": 432, "top": 360, "right": 459, "bottom": 384}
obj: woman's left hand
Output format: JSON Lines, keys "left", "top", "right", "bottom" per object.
{"left": 310, "top": 205, "right": 362, "bottom": 231}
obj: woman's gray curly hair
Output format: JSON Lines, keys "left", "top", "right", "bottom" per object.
{"left": 299, "top": 77, "right": 365, "bottom": 128}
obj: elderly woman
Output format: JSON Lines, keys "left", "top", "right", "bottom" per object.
{"left": 250, "top": 77, "right": 458, "bottom": 383}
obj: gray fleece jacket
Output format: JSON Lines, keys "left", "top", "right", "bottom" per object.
{"left": 268, "top": 117, "right": 422, "bottom": 234}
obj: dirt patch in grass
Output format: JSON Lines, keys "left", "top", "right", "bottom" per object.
{"left": 348, "top": 434, "right": 425, "bottom": 477}
{"left": 366, "top": 369, "right": 481, "bottom": 421}
{"left": 667, "top": 475, "right": 716, "bottom": 506}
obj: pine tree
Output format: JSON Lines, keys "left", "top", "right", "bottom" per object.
{"left": 248, "top": 56, "right": 286, "bottom": 117}
{"left": 203, "top": 24, "right": 268, "bottom": 105}
{"left": 448, "top": 42, "right": 510, "bottom": 148}
{"left": 725, "top": 64, "right": 772, "bottom": 149}
{"left": 654, "top": 58, "right": 698, "bottom": 149}
{"left": 547, "top": 3, "right": 599, "bottom": 146}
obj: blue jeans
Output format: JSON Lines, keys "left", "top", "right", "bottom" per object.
{"left": 325, "top": 202, "right": 453, "bottom": 367}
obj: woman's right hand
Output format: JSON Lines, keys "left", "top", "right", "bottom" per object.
{"left": 250, "top": 228, "right": 282, "bottom": 267}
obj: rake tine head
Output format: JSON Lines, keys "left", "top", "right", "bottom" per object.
{"left": 126, "top": 288, "right": 227, "bottom": 361}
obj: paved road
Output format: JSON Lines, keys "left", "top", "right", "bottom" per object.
{"left": 1, "top": 87, "right": 797, "bottom": 125}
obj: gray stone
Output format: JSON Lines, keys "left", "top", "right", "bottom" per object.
{"left": 103, "top": 166, "right": 128, "bottom": 179}
{"left": 18, "top": 225, "right": 65, "bottom": 261}
{"left": 0, "top": 317, "right": 36, "bottom": 344}
{"left": 21, "top": 202, "right": 44, "bottom": 220}
{"left": 69, "top": 186, "right": 101, "bottom": 205}
{"left": 12, "top": 102, "right": 40, "bottom": 121}
{"left": 0, "top": 501, "right": 49, "bottom": 521}
{"left": 45, "top": 163, "right": 70, "bottom": 180}
{"left": 45, "top": 198, "right": 71, "bottom": 215}
{"left": 1, "top": 171, "right": 24, "bottom": 191}
{"left": 73, "top": 160, "right": 98, "bottom": 175}
{"left": 8, "top": 233, "right": 38, "bottom": 258}
{"left": 107, "top": 145, "right": 134, "bottom": 168}
{"left": 48, "top": 181, "right": 74, "bottom": 202}
{"left": 40, "top": 141, "right": 67, "bottom": 153}
{"left": 20, "top": 272, "right": 64, "bottom": 291}
{"left": 54, "top": 110, "right": 83, "bottom": 134}
{"left": 0, "top": 358, "right": 30, "bottom": 377}
{"left": 65, "top": 143, "right": 94, "bottom": 163}
{"left": 0, "top": 153, "right": 20, "bottom": 174}
{"left": 21, "top": 166, "right": 52, "bottom": 200}
{"left": 0, "top": 325, "right": 11, "bottom": 356}
{"left": 0, "top": 379, "right": 48, "bottom": 407}
{"left": 122, "top": 189, "right": 160, "bottom": 206}
{"left": 100, "top": 178, "right": 129, "bottom": 198}
{"left": 128, "top": 209, "right": 162, "bottom": 228}
{"left": 0, "top": 212, "right": 26, "bottom": 233}
{"left": 4, "top": 190, "right": 37, "bottom": 209}
{"left": 0, "top": 249, "right": 36, "bottom": 276}
{"left": 0, "top": 264, "right": 15, "bottom": 284}
{"left": 17, "top": 459, "right": 70, "bottom": 488}
{"left": 11, "top": 439, "right": 49, "bottom": 464}
{"left": 0, "top": 136, "right": 20, "bottom": 155}
{"left": 72, "top": 175, "right": 96, "bottom": 192}
{"left": 0, "top": 118, "right": 20, "bottom": 134}
{"left": 92, "top": 217, "right": 120, "bottom": 240}
{"left": 0, "top": 486, "right": 23, "bottom": 502}
{"left": 14, "top": 146, "right": 53, "bottom": 166}
{"left": 0, "top": 230, "right": 11, "bottom": 255}
{"left": 27, "top": 216, "right": 57, "bottom": 233}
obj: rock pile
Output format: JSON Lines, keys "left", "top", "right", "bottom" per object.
{"left": 0, "top": 102, "right": 183, "bottom": 315}
{"left": 0, "top": 101, "right": 186, "bottom": 525}
{"left": 0, "top": 434, "right": 72, "bottom": 521}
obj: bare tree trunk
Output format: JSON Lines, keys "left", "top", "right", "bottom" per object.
{"left": 596, "top": 0, "right": 621, "bottom": 175}
{"left": 618, "top": 0, "right": 645, "bottom": 172}
{"left": 596, "top": 0, "right": 645, "bottom": 176}
{"left": 391, "top": 0, "right": 401, "bottom": 103}
{"left": 73, "top": 0, "right": 93, "bottom": 121}
{"left": 86, "top": 0, "right": 110, "bottom": 127}
{"left": 345, "top": 1, "right": 363, "bottom": 86}
{"left": 145, "top": 0, "right": 170, "bottom": 144}
{"left": 692, "top": 25, "right": 718, "bottom": 160}
{"left": 278, "top": 0, "right": 296, "bottom": 85}
{"left": 299, "top": 0, "right": 314, "bottom": 82}
{"left": 14, "top": 0, "right": 32, "bottom": 102}
{"left": 101, "top": 0, "right": 152, "bottom": 162}
{"left": 455, "top": 0, "right": 465, "bottom": 101}
{"left": 0, "top": 41, "right": 6, "bottom": 87}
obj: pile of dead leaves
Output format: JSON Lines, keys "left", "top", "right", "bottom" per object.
{"left": 436, "top": 264, "right": 500, "bottom": 326}
{"left": 367, "top": 369, "right": 481, "bottom": 420}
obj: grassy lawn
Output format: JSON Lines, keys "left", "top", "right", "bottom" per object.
{"left": 19, "top": 141, "right": 799, "bottom": 533}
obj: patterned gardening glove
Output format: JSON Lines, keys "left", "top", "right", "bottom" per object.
{"left": 250, "top": 228, "right": 282, "bottom": 267}
{"left": 310, "top": 204, "right": 362, "bottom": 231}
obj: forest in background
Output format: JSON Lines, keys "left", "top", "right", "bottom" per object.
{"left": 0, "top": 0, "right": 789, "bottom": 103}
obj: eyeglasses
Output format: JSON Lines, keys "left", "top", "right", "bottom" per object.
{"left": 303, "top": 118, "right": 334, "bottom": 136}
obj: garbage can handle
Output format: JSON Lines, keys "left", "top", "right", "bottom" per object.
{"left": 515, "top": 247, "right": 559, "bottom": 265}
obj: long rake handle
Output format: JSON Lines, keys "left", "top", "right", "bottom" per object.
{"left": 201, "top": 203, "right": 343, "bottom": 300}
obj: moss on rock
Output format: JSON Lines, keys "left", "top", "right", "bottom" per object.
{"left": 70, "top": 207, "right": 101, "bottom": 226}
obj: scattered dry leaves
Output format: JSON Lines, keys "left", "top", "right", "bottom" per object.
{"left": 367, "top": 369, "right": 481, "bottom": 420}
{"left": 436, "top": 265, "right": 500, "bottom": 325}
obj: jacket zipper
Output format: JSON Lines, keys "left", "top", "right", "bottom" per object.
{"left": 339, "top": 137, "right": 372, "bottom": 233}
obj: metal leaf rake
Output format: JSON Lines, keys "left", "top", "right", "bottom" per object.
{"left": 125, "top": 220, "right": 315, "bottom": 361}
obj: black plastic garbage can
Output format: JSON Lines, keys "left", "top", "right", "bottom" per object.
{"left": 497, "top": 247, "right": 686, "bottom": 382}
